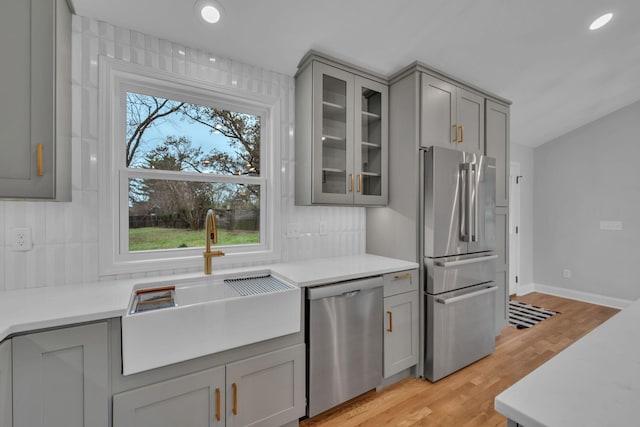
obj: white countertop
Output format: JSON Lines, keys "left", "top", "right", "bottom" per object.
{"left": 270, "top": 254, "right": 418, "bottom": 287}
{"left": 0, "top": 254, "right": 418, "bottom": 342}
{"left": 495, "top": 298, "right": 640, "bottom": 426}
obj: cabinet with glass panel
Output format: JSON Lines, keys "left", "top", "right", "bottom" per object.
{"left": 295, "top": 52, "right": 388, "bottom": 206}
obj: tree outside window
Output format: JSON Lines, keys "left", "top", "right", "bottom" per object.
{"left": 125, "top": 93, "right": 261, "bottom": 252}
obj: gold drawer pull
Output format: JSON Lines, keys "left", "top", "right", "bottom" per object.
{"left": 215, "top": 388, "right": 221, "bottom": 421}
{"left": 349, "top": 173, "right": 354, "bottom": 192}
{"left": 394, "top": 273, "right": 412, "bottom": 280}
{"left": 459, "top": 125, "right": 464, "bottom": 143}
{"left": 357, "top": 174, "right": 362, "bottom": 193}
{"left": 36, "top": 144, "right": 44, "bottom": 176}
{"left": 452, "top": 125, "right": 458, "bottom": 142}
{"left": 387, "top": 311, "right": 393, "bottom": 332}
{"left": 232, "top": 382, "right": 238, "bottom": 415}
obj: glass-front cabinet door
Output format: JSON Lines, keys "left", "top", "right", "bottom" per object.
{"left": 312, "top": 62, "right": 354, "bottom": 204}
{"left": 354, "top": 76, "right": 388, "bottom": 205}
{"left": 310, "top": 63, "right": 387, "bottom": 205}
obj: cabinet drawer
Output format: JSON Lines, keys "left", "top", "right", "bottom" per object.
{"left": 383, "top": 269, "right": 418, "bottom": 297}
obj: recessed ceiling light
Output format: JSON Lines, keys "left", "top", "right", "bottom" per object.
{"left": 195, "top": 1, "right": 223, "bottom": 24}
{"left": 589, "top": 12, "right": 613, "bottom": 30}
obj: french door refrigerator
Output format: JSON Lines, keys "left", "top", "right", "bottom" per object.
{"left": 423, "top": 146, "right": 498, "bottom": 382}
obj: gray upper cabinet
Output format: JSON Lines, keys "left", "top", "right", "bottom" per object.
{"left": 0, "top": 340, "right": 11, "bottom": 427}
{"left": 486, "top": 100, "right": 510, "bottom": 207}
{"left": 296, "top": 53, "right": 388, "bottom": 206}
{"left": 420, "top": 73, "right": 484, "bottom": 155}
{"left": 12, "top": 322, "right": 109, "bottom": 427}
{"left": 0, "top": 0, "right": 71, "bottom": 200}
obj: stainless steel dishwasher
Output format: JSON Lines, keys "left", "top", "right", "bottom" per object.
{"left": 306, "top": 276, "right": 383, "bottom": 417}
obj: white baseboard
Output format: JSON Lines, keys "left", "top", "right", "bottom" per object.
{"left": 522, "top": 283, "right": 633, "bottom": 309}
{"left": 516, "top": 283, "right": 534, "bottom": 296}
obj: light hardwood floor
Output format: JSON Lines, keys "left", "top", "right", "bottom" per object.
{"left": 300, "top": 293, "right": 619, "bottom": 427}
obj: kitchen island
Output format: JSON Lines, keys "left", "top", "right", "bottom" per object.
{"left": 495, "top": 297, "right": 640, "bottom": 426}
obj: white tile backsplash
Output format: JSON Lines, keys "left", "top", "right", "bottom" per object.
{"left": 0, "top": 16, "right": 365, "bottom": 291}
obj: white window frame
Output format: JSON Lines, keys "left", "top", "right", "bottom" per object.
{"left": 98, "top": 57, "right": 281, "bottom": 275}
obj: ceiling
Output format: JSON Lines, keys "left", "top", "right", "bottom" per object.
{"left": 71, "top": 0, "right": 640, "bottom": 148}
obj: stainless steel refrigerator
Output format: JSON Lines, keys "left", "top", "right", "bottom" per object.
{"left": 423, "top": 146, "right": 498, "bottom": 382}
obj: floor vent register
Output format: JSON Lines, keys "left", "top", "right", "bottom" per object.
{"left": 509, "top": 301, "right": 558, "bottom": 329}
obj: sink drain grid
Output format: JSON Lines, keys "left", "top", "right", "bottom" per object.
{"left": 224, "top": 275, "right": 295, "bottom": 296}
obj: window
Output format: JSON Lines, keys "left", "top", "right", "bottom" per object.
{"left": 99, "top": 58, "right": 281, "bottom": 274}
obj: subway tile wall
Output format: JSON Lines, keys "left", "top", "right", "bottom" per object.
{"left": 0, "top": 16, "right": 365, "bottom": 291}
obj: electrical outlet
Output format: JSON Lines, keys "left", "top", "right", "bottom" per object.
{"left": 12, "top": 227, "right": 32, "bottom": 251}
{"left": 318, "top": 221, "right": 328, "bottom": 236}
{"left": 563, "top": 269, "right": 571, "bottom": 279}
{"left": 286, "top": 223, "right": 300, "bottom": 238}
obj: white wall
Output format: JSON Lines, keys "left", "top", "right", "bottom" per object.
{"left": 510, "top": 143, "right": 534, "bottom": 290}
{"left": 0, "top": 16, "right": 365, "bottom": 291}
{"left": 533, "top": 100, "right": 640, "bottom": 303}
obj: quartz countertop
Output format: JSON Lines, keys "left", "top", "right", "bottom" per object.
{"left": 495, "top": 298, "right": 640, "bottom": 426}
{"left": 0, "top": 254, "right": 418, "bottom": 342}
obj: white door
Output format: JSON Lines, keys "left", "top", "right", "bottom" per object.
{"left": 509, "top": 162, "right": 521, "bottom": 295}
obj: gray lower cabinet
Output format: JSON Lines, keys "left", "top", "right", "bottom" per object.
{"left": 113, "top": 344, "right": 305, "bottom": 427}
{"left": 0, "top": 340, "right": 11, "bottom": 427}
{"left": 495, "top": 206, "right": 510, "bottom": 335}
{"left": 383, "top": 291, "right": 419, "bottom": 378}
{"left": 226, "top": 344, "right": 305, "bottom": 427}
{"left": 12, "top": 322, "right": 109, "bottom": 427}
{"left": 113, "top": 366, "right": 226, "bottom": 427}
{"left": 0, "top": 0, "right": 71, "bottom": 200}
{"left": 382, "top": 269, "right": 419, "bottom": 379}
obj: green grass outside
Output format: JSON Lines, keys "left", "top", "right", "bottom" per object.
{"left": 129, "top": 227, "right": 259, "bottom": 251}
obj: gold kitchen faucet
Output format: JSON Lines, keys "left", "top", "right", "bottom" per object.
{"left": 203, "top": 209, "right": 225, "bottom": 274}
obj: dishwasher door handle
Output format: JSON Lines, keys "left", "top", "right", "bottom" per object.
{"left": 435, "top": 285, "right": 497, "bottom": 305}
{"left": 307, "top": 276, "right": 383, "bottom": 300}
{"left": 341, "top": 290, "right": 360, "bottom": 297}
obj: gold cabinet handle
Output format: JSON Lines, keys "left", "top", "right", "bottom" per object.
{"left": 452, "top": 125, "right": 458, "bottom": 142}
{"left": 394, "top": 273, "right": 412, "bottom": 280}
{"left": 232, "top": 383, "right": 238, "bottom": 415}
{"left": 357, "top": 174, "right": 362, "bottom": 193}
{"left": 387, "top": 311, "right": 393, "bottom": 332}
{"left": 36, "top": 144, "right": 44, "bottom": 176}
{"left": 215, "top": 388, "right": 221, "bottom": 421}
{"left": 349, "top": 173, "right": 354, "bottom": 192}
{"left": 459, "top": 125, "right": 464, "bottom": 143}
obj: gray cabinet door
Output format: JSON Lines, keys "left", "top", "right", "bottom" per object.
{"left": 12, "top": 322, "right": 109, "bottom": 427}
{"left": 494, "top": 206, "right": 509, "bottom": 335}
{"left": 226, "top": 344, "right": 305, "bottom": 427}
{"left": 383, "top": 290, "right": 419, "bottom": 378}
{"left": 353, "top": 76, "right": 389, "bottom": 206}
{"left": 456, "top": 88, "right": 485, "bottom": 155}
{"left": 113, "top": 366, "right": 225, "bottom": 427}
{"left": 486, "top": 100, "right": 510, "bottom": 206}
{"left": 312, "top": 62, "right": 355, "bottom": 205}
{"left": 0, "top": 340, "right": 11, "bottom": 427}
{"left": 0, "top": 0, "right": 70, "bottom": 200}
{"left": 420, "top": 74, "right": 456, "bottom": 149}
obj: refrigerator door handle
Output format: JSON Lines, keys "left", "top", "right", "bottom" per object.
{"left": 460, "top": 163, "right": 473, "bottom": 242}
{"left": 435, "top": 285, "right": 497, "bottom": 305}
{"left": 435, "top": 254, "right": 498, "bottom": 268}
{"left": 471, "top": 163, "right": 478, "bottom": 242}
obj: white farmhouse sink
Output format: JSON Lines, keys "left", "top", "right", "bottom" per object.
{"left": 121, "top": 271, "right": 301, "bottom": 375}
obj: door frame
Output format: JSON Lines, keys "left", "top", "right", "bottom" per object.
{"left": 509, "top": 161, "right": 521, "bottom": 295}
